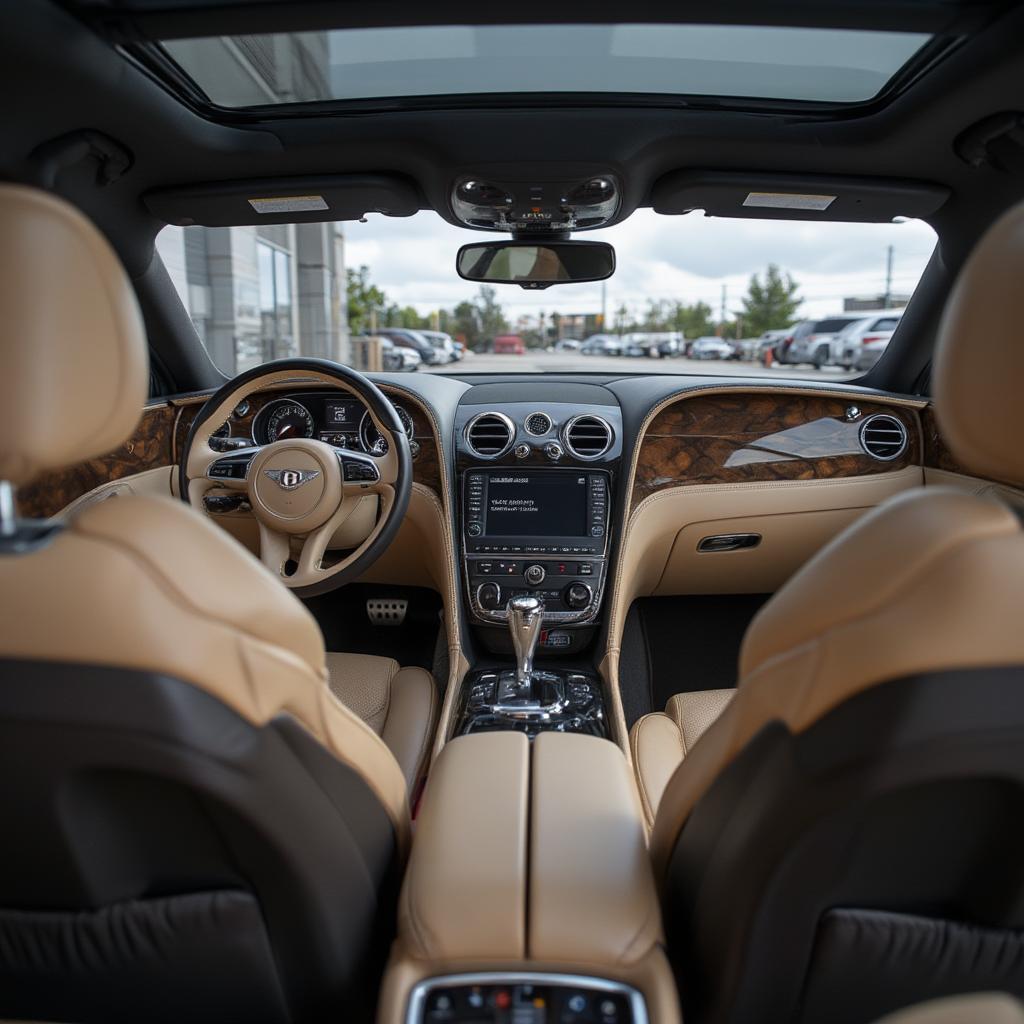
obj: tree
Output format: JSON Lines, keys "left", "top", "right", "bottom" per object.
{"left": 346, "top": 265, "right": 388, "bottom": 335}
{"left": 671, "top": 301, "right": 715, "bottom": 339}
{"left": 737, "top": 264, "right": 802, "bottom": 336}
{"left": 475, "top": 285, "right": 509, "bottom": 342}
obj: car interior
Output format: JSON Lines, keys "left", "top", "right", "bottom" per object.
{"left": 4, "top": 2, "right": 1024, "bottom": 1023}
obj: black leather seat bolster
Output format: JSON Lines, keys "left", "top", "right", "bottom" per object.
{"left": 801, "top": 908, "right": 1024, "bottom": 1024}
{"left": 0, "top": 890, "right": 288, "bottom": 1024}
{"left": 0, "top": 658, "right": 401, "bottom": 1024}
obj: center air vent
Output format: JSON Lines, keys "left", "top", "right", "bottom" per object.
{"left": 465, "top": 412, "right": 515, "bottom": 458}
{"left": 859, "top": 413, "right": 909, "bottom": 461}
{"left": 564, "top": 415, "right": 613, "bottom": 459}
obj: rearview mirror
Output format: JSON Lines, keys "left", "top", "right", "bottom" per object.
{"left": 456, "top": 240, "right": 615, "bottom": 289}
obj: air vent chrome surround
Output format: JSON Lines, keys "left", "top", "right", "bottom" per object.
{"left": 563, "top": 414, "right": 613, "bottom": 460}
{"left": 524, "top": 412, "right": 553, "bottom": 436}
{"left": 465, "top": 411, "right": 515, "bottom": 459}
{"left": 859, "top": 413, "right": 909, "bottom": 461}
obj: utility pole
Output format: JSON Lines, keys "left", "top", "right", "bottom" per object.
{"left": 601, "top": 280, "right": 607, "bottom": 330}
{"left": 884, "top": 245, "right": 894, "bottom": 308}
{"left": 719, "top": 283, "right": 727, "bottom": 334}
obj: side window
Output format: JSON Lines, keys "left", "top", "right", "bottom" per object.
{"left": 874, "top": 317, "right": 900, "bottom": 331}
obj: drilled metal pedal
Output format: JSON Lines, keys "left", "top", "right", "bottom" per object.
{"left": 366, "top": 599, "right": 408, "bottom": 626}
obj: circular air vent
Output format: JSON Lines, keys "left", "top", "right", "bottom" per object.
{"left": 525, "top": 412, "right": 553, "bottom": 436}
{"left": 465, "top": 412, "right": 515, "bottom": 458}
{"left": 859, "top": 413, "right": 908, "bottom": 461}
{"left": 563, "top": 415, "right": 613, "bottom": 459}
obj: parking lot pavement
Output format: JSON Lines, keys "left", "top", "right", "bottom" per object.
{"left": 424, "top": 349, "right": 857, "bottom": 380}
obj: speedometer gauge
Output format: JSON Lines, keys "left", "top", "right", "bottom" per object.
{"left": 263, "top": 401, "right": 314, "bottom": 442}
{"left": 359, "top": 405, "right": 413, "bottom": 456}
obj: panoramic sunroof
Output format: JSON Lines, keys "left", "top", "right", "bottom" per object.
{"left": 160, "top": 24, "right": 934, "bottom": 109}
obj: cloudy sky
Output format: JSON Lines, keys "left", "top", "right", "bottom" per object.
{"left": 343, "top": 209, "right": 936, "bottom": 328}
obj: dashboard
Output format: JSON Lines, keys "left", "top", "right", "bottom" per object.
{"left": 249, "top": 391, "right": 415, "bottom": 456}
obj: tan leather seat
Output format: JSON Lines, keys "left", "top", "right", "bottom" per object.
{"left": 0, "top": 184, "right": 430, "bottom": 1023}
{"left": 630, "top": 689, "right": 732, "bottom": 826}
{"left": 634, "top": 199, "right": 1024, "bottom": 1024}
{"left": 325, "top": 653, "right": 436, "bottom": 793}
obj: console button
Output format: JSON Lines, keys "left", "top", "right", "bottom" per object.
{"left": 468, "top": 523, "right": 483, "bottom": 537}
{"left": 477, "top": 582, "right": 502, "bottom": 610}
{"left": 524, "top": 564, "right": 546, "bottom": 586}
{"left": 564, "top": 582, "right": 593, "bottom": 610}
{"left": 578, "top": 562, "right": 593, "bottom": 575}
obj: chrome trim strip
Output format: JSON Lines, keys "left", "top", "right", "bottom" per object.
{"left": 0, "top": 481, "right": 16, "bottom": 537}
{"left": 405, "top": 971, "right": 649, "bottom": 1024}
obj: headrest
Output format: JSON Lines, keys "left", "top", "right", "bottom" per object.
{"left": 934, "top": 199, "right": 1024, "bottom": 486}
{"left": 0, "top": 185, "right": 148, "bottom": 487}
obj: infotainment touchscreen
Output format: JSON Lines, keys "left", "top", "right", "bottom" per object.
{"left": 484, "top": 471, "right": 589, "bottom": 538}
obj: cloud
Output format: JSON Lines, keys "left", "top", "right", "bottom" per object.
{"left": 342, "top": 209, "right": 936, "bottom": 323}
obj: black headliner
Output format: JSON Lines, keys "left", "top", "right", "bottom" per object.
{"left": 3, "top": 0, "right": 1024, "bottom": 394}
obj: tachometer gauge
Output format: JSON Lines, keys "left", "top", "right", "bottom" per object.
{"left": 262, "top": 401, "right": 314, "bottom": 442}
{"left": 359, "top": 405, "right": 413, "bottom": 456}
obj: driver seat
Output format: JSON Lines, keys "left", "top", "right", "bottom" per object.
{"left": 0, "top": 185, "right": 432, "bottom": 1022}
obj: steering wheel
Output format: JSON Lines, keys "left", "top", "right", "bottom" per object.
{"left": 179, "top": 358, "right": 412, "bottom": 598}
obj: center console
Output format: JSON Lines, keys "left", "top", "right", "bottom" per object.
{"left": 377, "top": 732, "right": 679, "bottom": 1024}
{"left": 464, "top": 467, "right": 610, "bottom": 626}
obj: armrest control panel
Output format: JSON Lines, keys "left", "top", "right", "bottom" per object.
{"left": 408, "top": 973, "right": 646, "bottom": 1024}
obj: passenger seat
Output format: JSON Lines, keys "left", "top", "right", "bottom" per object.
{"left": 630, "top": 689, "right": 733, "bottom": 826}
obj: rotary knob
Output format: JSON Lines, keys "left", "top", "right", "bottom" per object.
{"left": 564, "top": 581, "right": 593, "bottom": 611}
{"left": 524, "top": 564, "right": 546, "bottom": 586}
{"left": 477, "top": 582, "right": 502, "bottom": 611}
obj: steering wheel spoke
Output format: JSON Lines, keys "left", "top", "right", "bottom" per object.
{"left": 205, "top": 446, "right": 262, "bottom": 491}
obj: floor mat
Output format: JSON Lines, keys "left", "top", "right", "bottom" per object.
{"left": 622, "top": 595, "right": 770, "bottom": 724}
{"left": 303, "top": 583, "right": 442, "bottom": 672}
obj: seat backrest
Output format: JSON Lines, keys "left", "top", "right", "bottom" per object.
{"left": 0, "top": 184, "right": 410, "bottom": 1022}
{"left": 0, "top": 658, "right": 400, "bottom": 1024}
{"left": 653, "top": 199, "right": 1024, "bottom": 1023}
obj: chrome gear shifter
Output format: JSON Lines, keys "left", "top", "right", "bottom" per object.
{"left": 507, "top": 594, "right": 543, "bottom": 688}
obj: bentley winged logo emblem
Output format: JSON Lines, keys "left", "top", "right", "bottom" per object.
{"left": 265, "top": 468, "right": 320, "bottom": 490}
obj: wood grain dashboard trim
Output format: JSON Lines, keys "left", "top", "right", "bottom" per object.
{"left": 16, "top": 384, "right": 443, "bottom": 519}
{"left": 631, "top": 391, "right": 922, "bottom": 509}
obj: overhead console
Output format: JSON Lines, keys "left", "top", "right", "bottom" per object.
{"left": 451, "top": 175, "right": 620, "bottom": 233}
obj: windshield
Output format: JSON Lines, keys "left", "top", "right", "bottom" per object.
{"left": 157, "top": 211, "right": 935, "bottom": 381}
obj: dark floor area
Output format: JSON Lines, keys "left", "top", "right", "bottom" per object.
{"left": 303, "top": 583, "right": 443, "bottom": 673}
{"left": 619, "top": 594, "right": 770, "bottom": 728}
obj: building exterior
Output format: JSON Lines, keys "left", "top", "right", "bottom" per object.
{"left": 843, "top": 293, "right": 911, "bottom": 312}
{"left": 155, "top": 33, "right": 348, "bottom": 376}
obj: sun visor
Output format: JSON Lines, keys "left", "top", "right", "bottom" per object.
{"left": 651, "top": 171, "right": 948, "bottom": 222}
{"left": 145, "top": 174, "right": 420, "bottom": 226}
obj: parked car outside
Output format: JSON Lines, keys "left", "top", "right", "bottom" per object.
{"left": 755, "top": 328, "right": 792, "bottom": 362}
{"left": 493, "top": 334, "right": 526, "bottom": 355}
{"left": 360, "top": 334, "right": 421, "bottom": 372}
{"left": 418, "top": 329, "right": 460, "bottom": 362}
{"left": 835, "top": 312, "right": 903, "bottom": 370}
{"left": 376, "top": 327, "right": 443, "bottom": 365}
{"left": 776, "top": 315, "right": 864, "bottom": 367}
{"left": 553, "top": 338, "right": 582, "bottom": 351}
{"left": 624, "top": 331, "right": 684, "bottom": 357}
{"left": 690, "top": 336, "right": 734, "bottom": 360}
{"left": 580, "top": 334, "right": 624, "bottom": 356}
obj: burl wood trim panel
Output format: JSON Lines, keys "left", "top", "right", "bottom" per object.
{"left": 17, "top": 404, "right": 177, "bottom": 518}
{"left": 632, "top": 392, "right": 920, "bottom": 508}
{"left": 920, "top": 404, "right": 968, "bottom": 475}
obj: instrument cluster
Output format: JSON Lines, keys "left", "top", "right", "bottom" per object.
{"left": 251, "top": 394, "right": 413, "bottom": 456}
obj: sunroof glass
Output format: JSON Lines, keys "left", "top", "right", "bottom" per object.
{"left": 161, "top": 24, "right": 933, "bottom": 109}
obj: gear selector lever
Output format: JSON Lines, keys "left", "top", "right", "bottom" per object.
{"left": 507, "top": 594, "right": 543, "bottom": 688}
